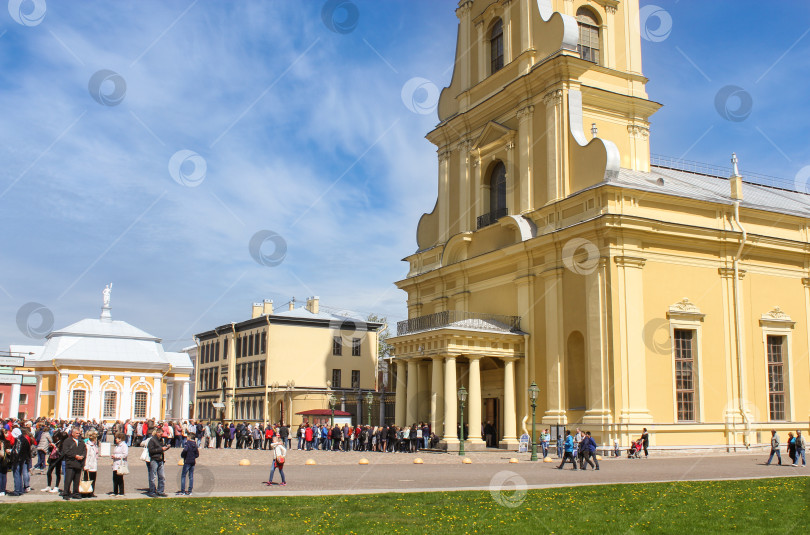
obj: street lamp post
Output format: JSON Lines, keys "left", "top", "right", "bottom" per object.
{"left": 365, "top": 391, "right": 373, "bottom": 427}
{"left": 457, "top": 385, "right": 467, "bottom": 456}
{"left": 328, "top": 393, "right": 336, "bottom": 427}
{"left": 529, "top": 381, "right": 540, "bottom": 461}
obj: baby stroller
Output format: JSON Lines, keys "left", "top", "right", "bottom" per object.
{"left": 627, "top": 439, "right": 643, "bottom": 459}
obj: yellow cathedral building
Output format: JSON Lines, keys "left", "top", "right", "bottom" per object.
{"left": 389, "top": 0, "right": 810, "bottom": 452}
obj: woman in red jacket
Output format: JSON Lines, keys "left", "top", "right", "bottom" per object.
{"left": 304, "top": 425, "right": 313, "bottom": 451}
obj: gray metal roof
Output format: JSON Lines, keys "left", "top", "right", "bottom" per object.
{"left": 610, "top": 166, "right": 810, "bottom": 219}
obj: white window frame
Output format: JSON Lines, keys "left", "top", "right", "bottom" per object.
{"left": 667, "top": 298, "right": 705, "bottom": 423}
{"left": 19, "top": 393, "right": 28, "bottom": 405}
{"left": 760, "top": 307, "right": 795, "bottom": 422}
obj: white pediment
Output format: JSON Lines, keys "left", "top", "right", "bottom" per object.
{"left": 472, "top": 121, "right": 514, "bottom": 152}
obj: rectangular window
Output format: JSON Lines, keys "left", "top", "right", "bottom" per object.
{"left": 103, "top": 391, "right": 117, "bottom": 419}
{"left": 0, "top": 393, "right": 4, "bottom": 404}
{"left": 215, "top": 340, "right": 220, "bottom": 361}
{"left": 767, "top": 335, "right": 786, "bottom": 421}
{"left": 236, "top": 336, "right": 241, "bottom": 358}
{"left": 224, "top": 340, "right": 229, "bottom": 359}
{"left": 242, "top": 337, "right": 248, "bottom": 358}
{"left": 261, "top": 332, "right": 267, "bottom": 354}
{"left": 133, "top": 391, "right": 148, "bottom": 419}
{"left": 578, "top": 24, "right": 600, "bottom": 64}
{"left": 333, "top": 336, "right": 342, "bottom": 356}
{"left": 19, "top": 393, "right": 28, "bottom": 405}
{"left": 248, "top": 333, "right": 254, "bottom": 356}
{"left": 351, "top": 370, "right": 360, "bottom": 389}
{"left": 674, "top": 329, "right": 696, "bottom": 422}
{"left": 352, "top": 338, "right": 361, "bottom": 356}
{"left": 332, "top": 369, "right": 342, "bottom": 389}
{"left": 71, "top": 390, "right": 86, "bottom": 419}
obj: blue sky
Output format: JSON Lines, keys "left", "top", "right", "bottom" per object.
{"left": 1, "top": 1, "right": 808, "bottom": 351}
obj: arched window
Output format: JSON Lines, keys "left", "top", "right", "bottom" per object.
{"left": 490, "top": 19, "right": 504, "bottom": 74}
{"left": 576, "top": 8, "right": 600, "bottom": 64}
{"left": 489, "top": 161, "right": 507, "bottom": 216}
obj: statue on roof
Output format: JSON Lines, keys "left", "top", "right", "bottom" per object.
{"left": 103, "top": 283, "right": 113, "bottom": 308}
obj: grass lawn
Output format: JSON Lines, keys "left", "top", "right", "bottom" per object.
{"left": 1, "top": 477, "right": 807, "bottom": 534}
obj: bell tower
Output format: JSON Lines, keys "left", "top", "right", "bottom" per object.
{"left": 416, "top": 0, "right": 660, "bottom": 251}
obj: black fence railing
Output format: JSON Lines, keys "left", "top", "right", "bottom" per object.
{"left": 397, "top": 310, "right": 521, "bottom": 336}
{"left": 476, "top": 207, "right": 508, "bottom": 229}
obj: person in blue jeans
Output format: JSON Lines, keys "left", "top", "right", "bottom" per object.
{"left": 177, "top": 432, "right": 199, "bottom": 495}
{"left": 793, "top": 430, "right": 806, "bottom": 467}
{"left": 765, "top": 429, "right": 782, "bottom": 466}
{"left": 267, "top": 437, "right": 287, "bottom": 486}
{"left": 556, "top": 430, "right": 577, "bottom": 470}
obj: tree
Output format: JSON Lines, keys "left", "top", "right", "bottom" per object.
{"left": 368, "top": 314, "right": 393, "bottom": 390}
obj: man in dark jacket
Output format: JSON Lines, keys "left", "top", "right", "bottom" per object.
{"left": 147, "top": 428, "right": 170, "bottom": 497}
{"left": 177, "top": 432, "right": 199, "bottom": 495}
{"left": 60, "top": 426, "right": 86, "bottom": 500}
{"left": 580, "top": 431, "right": 600, "bottom": 470}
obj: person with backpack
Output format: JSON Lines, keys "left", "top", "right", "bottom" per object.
{"left": 266, "top": 436, "right": 287, "bottom": 486}
{"left": 177, "top": 432, "right": 199, "bottom": 495}
{"left": 43, "top": 430, "right": 65, "bottom": 493}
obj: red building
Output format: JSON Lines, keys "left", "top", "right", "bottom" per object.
{"left": 0, "top": 383, "right": 37, "bottom": 420}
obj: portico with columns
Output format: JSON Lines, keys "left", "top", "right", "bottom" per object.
{"left": 390, "top": 314, "right": 525, "bottom": 450}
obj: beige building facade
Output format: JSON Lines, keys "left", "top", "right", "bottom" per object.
{"left": 389, "top": 0, "right": 810, "bottom": 451}
{"left": 194, "top": 298, "right": 383, "bottom": 426}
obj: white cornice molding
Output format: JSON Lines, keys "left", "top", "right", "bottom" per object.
{"left": 666, "top": 298, "right": 705, "bottom": 321}
{"left": 759, "top": 306, "right": 795, "bottom": 328}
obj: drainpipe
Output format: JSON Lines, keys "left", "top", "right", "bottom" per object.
{"left": 729, "top": 154, "right": 750, "bottom": 447}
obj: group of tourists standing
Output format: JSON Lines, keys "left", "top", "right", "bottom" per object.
{"left": 292, "top": 422, "right": 437, "bottom": 453}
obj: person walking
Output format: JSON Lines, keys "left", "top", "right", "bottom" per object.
{"left": 111, "top": 432, "right": 128, "bottom": 496}
{"left": 147, "top": 427, "right": 170, "bottom": 497}
{"left": 581, "top": 431, "right": 600, "bottom": 470}
{"left": 786, "top": 432, "right": 796, "bottom": 466}
{"left": 60, "top": 426, "right": 86, "bottom": 500}
{"left": 556, "top": 430, "right": 578, "bottom": 470}
{"left": 267, "top": 436, "right": 287, "bottom": 486}
{"left": 793, "top": 430, "right": 806, "bottom": 467}
{"left": 765, "top": 429, "right": 782, "bottom": 465}
{"left": 177, "top": 432, "right": 199, "bottom": 495}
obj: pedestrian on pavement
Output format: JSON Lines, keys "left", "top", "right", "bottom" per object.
{"left": 640, "top": 428, "right": 650, "bottom": 458}
{"left": 556, "top": 430, "right": 577, "bottom": 470}
{"left": 267, "top": 436, "right": 287, "bottom": 486}
{"left": 147, "top": 427, "right": 170, "bottom": 497}
{"left": 556, "top": 434, "right": 563, "bottom": 459}
{"left": 81, "top": 430, "right": 99, "bottom": 497}
{"left": 581, "top": 431, "right": 600, "bottom": 470}
{"left": 60, "top": 426, "right": 86, "bottom": 500}
{"left": 793, "top": 430, "right": 806, "bottom": 467}
{"left": 786, "top": 432, "right": 796, "bottom": 465}
{"left": 111, "top": 432, "right": 128, "bottom": 496}
{"left": 178, "top": 432, "right": 199, "bottom": 495}
{"left": 766, "top": 429, "right": 782, "bottom": 465}
{"left": 540, "top": 429, "right": 550, "bottom": 458}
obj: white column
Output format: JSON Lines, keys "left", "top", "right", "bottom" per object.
{"left": 501, "top": 357, "right": 518, "bottom": 444}
{"left": 430, "top": 356, "right": 444, "bottom": 437}
{"left": 181, "top": 380, "right": 190, "bottom": 420}
{"left": 120, "top": 376, "right": 132, "bottom": 419}
{"left": 405, "top": 359, "right": 418, "bottom": 426}
{"left": 394, "top": 360, "right": 406, "bottom": 426}
{"left": 34, "top": 375, "right": 43, "bottom": 418}
{"left": 151, "top": 376, "right": 162, "bottom": 420}
{"left": 467, "top": 356, "right": 484, "bottom": 444}
{"left": 443, "top": 356, "right": 458, "bottom": 442}
{"left": 516, "top": 105, "right": 534, "bottom": 212}
{"left": 58, "top": 372, "right": 69, "bottom": 419}
{"left": 9, "top": 383, "right": 21, "bottom": 419}
{"left": 89, "top": 374, "right": 101, "bottom": 421}
{"left": 503, "top": 0, "right": 513, "bottom": 64}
